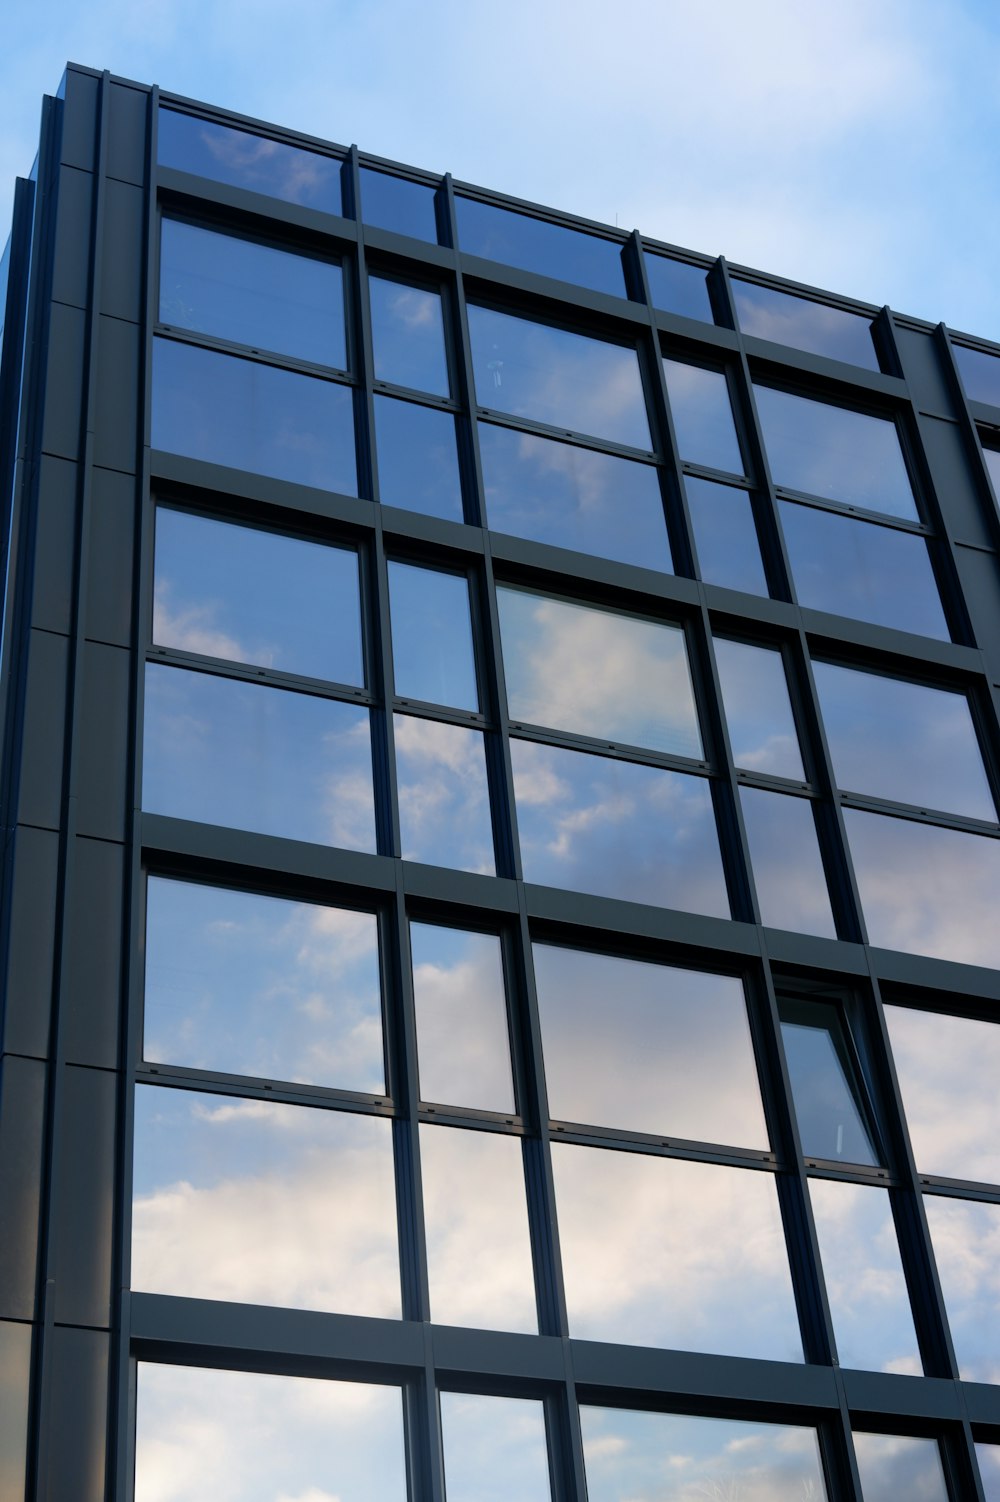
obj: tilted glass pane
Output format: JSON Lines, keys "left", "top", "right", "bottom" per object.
{"left": 440, "top": 1393, "right": 551, "bottom": 1502}
{"left": 779, "top": 1000, "right": 878, "bottom": 1166}
{"left": 394, "top": 715, "right": 494, "bottom": 874}
{"left": 498, "top": 588, "right": 701, "bottom": 756}
{"left": 686, "top": 476, "right": 768, "bottom": 595}
{"left": 388, "top": 561, "right": 478, "bottom": 710}
{"left": 715, "top": 638, "right": 803, "bottom": 780}
{"left": 158, "top": 110, "right": 343, "bottom": 215}
{"left": 0, "top": 1320, "right": 31, "bottom": 1502}
{"left": 360, "top": 166, "right": 439, "bottom": 242}
{"left": 132, "top": 1088, "right": 400, "bottom": 1315}
{"left": 533, "top": 944, "right": 767, "bottom": 1148}
{"left": 456, "top": 195, "right": 626, "bottom": 298}
{"left": 468, "top": 305, "right": 651, "bottom": 450}
{"left": 953, "top": 341, "right": 1000, "bottom": 406}
{"left": 511, "top": 740, "right": 728, "bottom": 917}
{"left": 662, "top": 358, "right": 743, "bottom": 474}
{"left": 733, "top": 279, "right": 879, "bottom": 369}
{"left": 645, "top": 254, "right": 714, "bottom": 322}
{"left": 976, "top": 1443, "right": 1000, "bottom": 1502}
{"left": 925, "top": 1195, "right": 1000, "bottom": 1383}
{"left": 369, "top": 275, "right": 450, "bottom": 396}
{"left": 411, "top": 924, "right": 513, "bottom": 1113}
{"left": 374, "top": 395, "right": 464, "bottom": 520}
{"left": 144, "top": 877, "right": 384, "bottom": 1092}
{"left": 985, "top": 446, "right": 1000, "bottom": 497}
{"left": 135, "top": 1364, "right": 406, "bottom": 1502}
{"left": 553, "top": 1144, "right": 802, "bottom": 1360}
{"left": 142, "top": 665, "right": 376, "bottom": 853}
{"left": 154, "top": 508, "right": 364, "bottom": 686}
{"left": 884, "top": 1005, "right": 1000, "bottom": 1184}
{"left": 740, "top": 787, "right": 837, "bottom": 938}
{"left": 852, "top": 1433, "right": 949, "bottom": 1502}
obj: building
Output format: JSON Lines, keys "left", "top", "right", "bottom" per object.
{"left": 2, "top": 59, "right": 1000, "bottom": 1501}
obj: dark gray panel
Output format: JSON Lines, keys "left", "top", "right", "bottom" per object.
{"left": 893, "top": 323, "right": 954, "bottom": 415}
{"left": 50, "top": 1064, "right": 117, "bottom": 1328}
{"left": 918, "top": 413, "right": 995, "bottom": 548}
{"left": 37, "top": 1324, "right": 108, "bottom": 1502}
{"left": 840, "top": 1368, "right": 962, "bottom": 1419}
{"left": 93, "top": 315, "right": 140, "bottom": 474}
{"left": 2, "top": 825, "right": 59, "bottom": 1059}
{"left": 58, "top": 68, "right": 99, "bottom": 173}
{"left": 51, "top": 166, "right": 94, "bottom": 311}
{"left": 40, "top": 302, "right": 86, "bottom": 462}
{"left": 62, "top": 838, "right": 124, "bottom": 1070}
{"left": 31, "top": 456, "right": 78, "bottom": 636}
{"left": 0, "top": 1054, "right": 46, "bottom": 1320}
{"left": 106, "top": 81, "right": 149, "bottom": 187}
{"left": 954, "top": 543, "right": 1000, "bottom": 673}
{"left": 100, "top": 177, "right": 145, "bottom": 324}
{"left": 75, "top": 641, "right": 131, "bottom": 841}
{"left": 569, "top": 1339, "right": 837, "bottom": 1408}
{"left": 86, "top": 467, "right": 136, "bottom": 646}
{"left": 16, "top": 629, "right": 69, "bottom": 831}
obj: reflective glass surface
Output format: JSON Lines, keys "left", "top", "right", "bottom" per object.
{"left": 132, "top": 1088, "right": 400, "bottom": 1315}
{"left": 360, "top": 166, "right": 438, "bottom": 242}
{"left": 135, "top": 1364, "right": 406, "bottom": 1502}
{"left": 411, "top": 924, "right": 513, "bottom": 1112}
{"left": 755, "top": 386, "right": 916, "bottom": 519}
{"left": 456, "top": 195, "right": 626, "bottom": 297}
{"left": 740, "top": 787, "right": 836, "bottom": 937}
{"left": 394, "top": 715, "right": 494, "bottom": 873}
{"left": 159, "top": 218, "right": 346, "bottom": 369}
{"left": 420, "top": 1125, "right": 536, "bottom": 1332}
{"left": 468, "top": 305, "right": 651, "bottom": 450}
{"left": 498, "top": 588, "right": 701, "bottom": 756}
{"left": 884, "top": 1004, "right": 1000, "bottom": 1184}
{"left": 581, "top": 1407, "right": 828, "bottom": 1502}
{"left": 373, "top": 395, "right": 464, "bottom": 520}
{"left": 533, "top": 944, "right": 767, "bottom": 1147}
{"left": 924, "top": 1195, "right": 1000, "bottom": 1382}
{"left": 154, "top": 508, "right": 364, "bottom": 685}
{"left": 478, "top": 422, "right": 672, "bottom": 571}
{"left": 844, "top": 808, "right": 1000, "bottom": 967}
{"left": 511, "top": 740, "right": 728, "bottom": 916}
{"left": 685, "top": 476, "right": 768, "bottom": 595}
{"left": 779, "top": 500, "right": 949, "bottom": 639}
{"left": 0, "top": 1320, "right": 31, "bottom": 1502}
{"left": 388, "top": 561, "right": 478, "bottom": 710}
{"left": 985, "top": 445, "right": 1000, "bottom": 497}
{"left": 440, "top": 1393, "right": 551, "bottom": 1502}
{"left": 553, "top": 1145, "right": 801, "bottom": 1359}
{"left": 953, "top": 342, "right": 1000, "bottom": 406}
{"left": 780, "top": 1000, "right": 878, "bottom": 1166}
{"left": 369, "top": 275, "right": 449, "bottom": 396}
{"left": 809, "top": 1179, "right": 920, "bottom": 1373}
{"left": 977, "top": 1443, "right": 1000, "bottom": 1502}
{"left": 733, "top": 280, "right": 879, "bottom": 369}
{"left": 157, "top": 110, "right": 343, "bottom": 215}
{"left": 813, "top": 661, "right": 993, "bottom": 820}
{"left": 142, "top": 665, "right": 376, "bottom": 852}
{"left": 152, "top": 338, "right": 358, "bottom": 495}
{"left": 144, "top": 877, "right": 384, "bottom": 1092}
{"left": 645, "top": 254, "right": 714, "bottom": 323}
{"left": 852, "top": 1433, "right": 949, "bottom": 1502}
{"left": 715, "top": 638, "right": 803, "bottom": 779}
{"left": 662, "top": 358, "right": 743, "bottom": 474}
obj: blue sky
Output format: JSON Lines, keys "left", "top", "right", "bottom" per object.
{"left": 2, "top": 0, "right": 999, "bottom": 338}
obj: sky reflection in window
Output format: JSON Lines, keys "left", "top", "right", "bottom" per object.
{"left": 158, "top": 110, "right": 343, "bottom": 215}
{"left": 852, "top": 1433, "right": 949, "bottom": 1502}
{"left": 715, "top": 638, "right": 803, "bottom": 780}
{"left": 740, "top": 787, "right": 837, "bottom": 938}
{"left": 439, "top": 1393, "right": 551, "bottom": 1502}
{"left": 394, "top": 715, "right": 494, "bottom": 873}
{"left": 374, "top": 395, "right": 464, "bottom": 520}
{"left": 884, "top": 1005, "right": 1000, "bottom": 1184}
{"left": 369, "top": 275, "right": 450, "bottom": 396}
{"left": 662, "top": 358, "right": 743, "bottom": 474}
{"left": 924, "top": 1195, "right": 1000, "bottom": 1384}
{"left": 411, "top": 924, "right": 514, "bottom": 1113}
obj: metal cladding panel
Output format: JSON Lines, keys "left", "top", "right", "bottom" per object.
{"left": 62, "top": 836, "right": 125, "bottom": 1070}
{"left": 1, "top": 826, "right": 59, "bottom": 1059}
{"left": 49, "top": 1063, "right": 118, "bottom": 1329}
{"left": 0, "top": 1054, "right": 46, "bottom": 1319}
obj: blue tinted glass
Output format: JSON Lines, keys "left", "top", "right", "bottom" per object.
{"left": 360, "top": 166, "right": 438, "bottom": 242}
{"left": 953, "top": 342, "right": 1000, "bottom": 406}
{"left": 456, "top": 196, "right": 626, "bottom": 298}
{"left": 756, "top": 386, "right": 916, "bottom": 519}
{"left": 685, "top": 477, "right": 768, "bottom": 595}
{"left": 715, "top": 639, "right": 803, "bottom": 780}
{"left": 152, "top": 339, "right": 358, "bottom": 495}
{"left": 662, "top": 359, "right": 743, "bottom": 474}
{"left": 478, "top": 423, "right": 671, "bottom": 570}
{"left": 158, "top": 109, "right": 343, "bottom": 215}
{"left": 160, "top": 219, "right": 346, "bottom": 369}
{"left": 780, "top": 1003, "right": 878, "bottom": 1166}
{"left": 369, "top": 276, "right": 449, "bottom": 396}
{"left": 740, "top": 787, "right": 836, "bottom": 937}
{"left": 374, "top": 396, "right": 464, "bottom": 520}
{"left": 985, "top": 446, "right": 1000, "bottom": 497}
{"left": 734, "top": 281, "right": 879, "bottom": 369}
{"left": 779, "top": 501, "right": 948, "bottom": 639}
{"left": 469, "top": 305, "right": 651, "bottom": 450}
{"left": 411, "top": 924, "right": 513, "bottom": 1112}
{"left": 853, "top": 1434, "right": 948, "bottom": 1502}
{"left": 440, "top": 1394, "right": 551, "bottom": 1502}
{"left": 645, "top": 254, "right": 714, "bottom": 322}
{"left": 154, "top": 508, "right": 363, "bottom": 685}
{"left": 926, "top": 1196, "right": 1000, "bottom": 1383}
{"left": 388, "top": 561, "right": 478, "bottom": 710}
{"left": 511, "top": 739, "right": 728, "bottom": 916}
{"left": 978, "top": 1444, "right": 1000, "bottom": 1502}
{"left": 142, "top": 664, "right": 376, "bottom": 851}
{"left": 394, "top": 715, "right": 494, "bottom": 873}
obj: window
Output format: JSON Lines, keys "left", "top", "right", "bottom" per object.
{"left": 360, "top": 165, "right": 439, "bottom": 242}
{"left": 388, "top": 561, "right": 478, "bottom": 710}
{"left": 663, "top": 357, "right": 744, "bottom": 474}
{"left": 645, "top": 252, "right": 714, "bottom": 322}
{"left": 457, "top": 195, "right": 627, "bottom": 298}
{"left": 733, "top": 278, "right": 880, "bottom": 370}
{"left": 952, "top": 340, "right": 1000, "bottom": 406}
{"left": 157, "top": 109, "right": 344, "bottom": 214}
{"left": 411, "top": 923, "right": 514, "bottom": 1112}
{"left": 685, "top": 475, "right": 768, "bottom": 595}
{"left": 373, "top": 394, "right": 464, "bottom": 520}
{"left": 369, "top": 274, "right": 451, "bottom": 396}
{"left": 440, "top": 1393, "right": 552, "bottom": 1501}
{"left": 852, "top": 1432, "right": 949, "bottom": 1502}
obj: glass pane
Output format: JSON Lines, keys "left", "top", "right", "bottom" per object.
{"left": 553, "top": 1144, "right": 801, "bottom": 1360}
{"left": 142, "top": 665, "right": 376, "bottom": 853}
{"left": 374, "top": 395, "right": 464, "bottom": 520}
{"left": 715, "top": 638, "right": 803, "bottom": 779}
{"left": 756, "top": 386, "right": 916, "bottom": 519}
{"left": 953, "top": 342, "right": 1000, "bottom": 406}
{"left": 440, "top": 1393, "right": 551, "bottom": 1502}
{"left": 478, "top": 422, "right": 672, "bottom": 571}
{"left": 159, "top": 218, "right": 346, "bottom": 369}
{"left": 135, "top": 1364, "right": 406, "bottom": 1502}
{"left": 662, "top": 358, "right": 743, "bottom": 474}
{"left": 144, "top": 876, "right": 384, "bottom": 1092}
{"left": 132, "top": 1087, "right": 399, "bottom": 1315}
{"left": 581, "top": 1407, "right": 828, "bottom": 1502}
{"left": 394, "top": 715, "right": 494, "bottom": 874}
{"left": 154, "top": 508, "right": 363, "bottom": 686}
{"left": 420, "top": 1125, "right": 536, "bottom": 1332}
{"left": 511, "top": 739, "right": 728, "bottom": 917}
{"left": 153, "top": 339, "right": 358, "bottom": 496}
{"left": 498, "top": 588, "right": 701, "bottom": 756}
{"left": 411, "top": 924, "right": 513, "bottom": 1112}
{"left": 740, "top": 787, "right": 837, "bottom": 938}
{"left": 456, "top": 195, "right": 626, "bottom": 298}
{"left": 645, "top": 254, "right": 714, "bottom": 323}
{"left": 885, "top": 1005, "right": 1000, "bottom": 1184}
{"left": 533, "top": 944, "right": 767, "bottom": 1148}
{"left": 360, "top": 166, "right": 438, "bottom": 242}
{"left": 976, "top": 1443, "right": 1000, "bottom": 1502}
{"left": 733, "top": 280, "right": 879, "bottom": 369}
{"left": 157, "top": 110, "right": 343, "bottom": 215}
{"left": 0, "top": 1320, "right": 31, "bottom": 1502}
{"left": 809, "top": 1179, "right": 920, "bottom": 1373}
{"left": 469, "top": 305, "right": 651, "bottom": 450}
{"left": 844, "top": 808, "right": 1000, "bottom": 967}
{"left": 369, "top": 275, "right": 449, "bottom": 396}
{"left": 779, "top": 500, "right": 949, "bottom": 639}
{"left": 685, "top": 475, "right": 768, "bottom": 595}
{"left": 985, "top": 446, "right": 1000, "bottom": 497}
{"left": 813, "top": 661, "right": 993, "bottom": 820}
{"left": 779, "top": 999, "right": 878, "bottom": 1166}
{"left": 388, "top": 561, "right": 477, "bottom": 710}
{"left": 925, "top": 1194, "right": 1000, "bottom": 1382}
{"left": 853, "top": 1433, "right": 949, "bottom": 1502}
